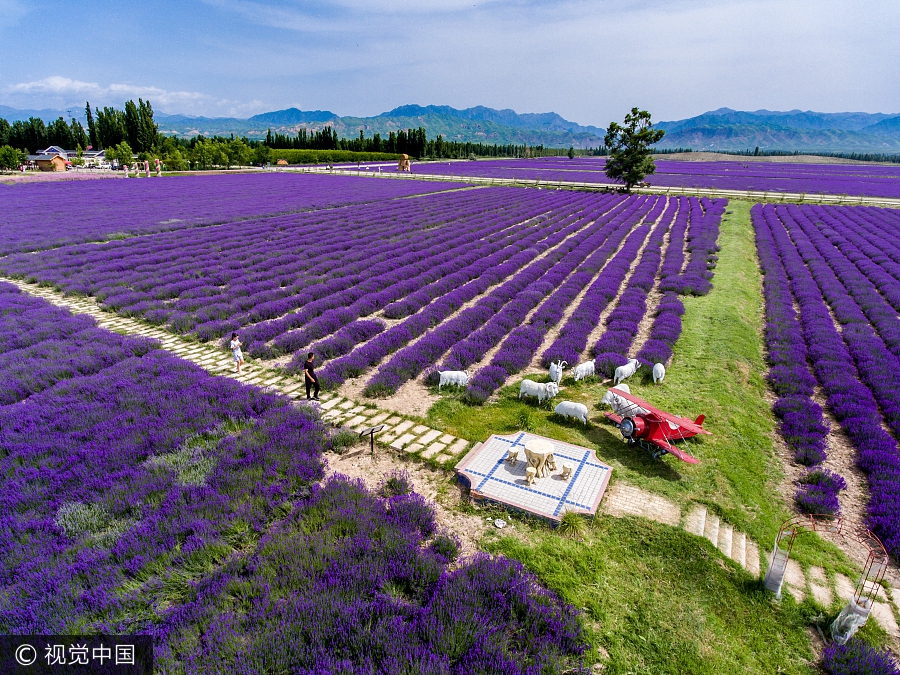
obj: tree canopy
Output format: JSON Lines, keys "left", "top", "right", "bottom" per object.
{"left": 604, "top": 107, "right": 665, "bottom": 192}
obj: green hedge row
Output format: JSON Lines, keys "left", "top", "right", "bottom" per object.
{"left": 269, "top": 149, "right": 401, "bottom": 165}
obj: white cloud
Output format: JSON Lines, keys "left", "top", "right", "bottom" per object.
{"left": 4, "top": 76, "right": 267, "bottom": 117}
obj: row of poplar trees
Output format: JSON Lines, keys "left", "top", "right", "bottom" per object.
{"left": 0, "top": 99, "right": 158, "bottom": 154}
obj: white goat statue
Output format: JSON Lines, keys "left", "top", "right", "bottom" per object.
{"left": 600, "top": 384, "right": 648, "bottom": 418}
{"left": 438, "top": 370, "right": 470, "bottom": 389}
{"left": 613, "top": 358, "right": 641, "bottom": 385}
{"left": 652, "top": 363, "right": 666, "bottom": 384}
{"left": 518, "top": 379, "right": 560, "bottom": 404}
{"left": 548, "top": 360, "right": 567, "bottom": 385}
{"left": 554, "top": 400, "right": 589, "bottom": 424}
{"left": 572, "top": 360, "right": 595, "bottom": 382}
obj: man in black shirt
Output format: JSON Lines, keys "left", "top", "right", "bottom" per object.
{"left": 304, "top": 352, "right": 320, "bottom": 400}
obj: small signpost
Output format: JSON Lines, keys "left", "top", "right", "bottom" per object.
{"left": 359, "top": 424, "right": 385, "bottom": 454}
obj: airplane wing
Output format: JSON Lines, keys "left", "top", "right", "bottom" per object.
{"left": 609, "top": 389, "right": 712, "bottom": 436}
{"left": 652, "top": 439, "right": 700, "bottom": 464}
{"left": 603, "top": 411, "right": 624, "bottom": 425}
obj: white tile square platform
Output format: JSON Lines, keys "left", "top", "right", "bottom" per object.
{"left": 455, "top": 432, "right": 613, "bottom": 522}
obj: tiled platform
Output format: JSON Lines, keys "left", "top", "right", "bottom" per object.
{"left": 455, "top": 432, "right": 612, "bottom": 522}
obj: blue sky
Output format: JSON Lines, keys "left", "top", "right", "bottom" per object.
{"left": 1, "top": 0, "right": 898, "bottom": 126}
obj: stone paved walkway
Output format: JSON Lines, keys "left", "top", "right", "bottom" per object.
{"left": 1, "top": 277, "right": 472, "bottom": 466}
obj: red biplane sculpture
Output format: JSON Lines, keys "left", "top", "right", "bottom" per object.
{"left": 602, "top": 389, "right": 710, "bottom": 464}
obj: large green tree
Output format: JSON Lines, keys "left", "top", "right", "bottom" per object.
{"left": 603, "top": 107, "right": 665, "bottom": 192}
{"left": 0, "top": 145, "right": 25, "bottom": 170}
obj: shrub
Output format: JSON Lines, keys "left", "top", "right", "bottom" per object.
{"left": 429, "top": 532, "right": 461, "bottom": 562}
{"left": 822, "top": 637, "right": 899, "bottom": 675}
{"left": 378, "top": 469, "right": 413, "bottom": 498}
{"left": 329, "top": 429, "right": 358, "bottom": 454}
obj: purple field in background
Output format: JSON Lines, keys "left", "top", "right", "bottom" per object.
{"left": 409, "top": 157, "right": 900, "bottom": 199}
{"left": 0, "top": 282, "right": 586, "bottom": 672}
{"left": 0, "top": 172, "right": 467, "bottom": 254}
{"left": 753, "top": 203, "right": 900, "bottom": 558}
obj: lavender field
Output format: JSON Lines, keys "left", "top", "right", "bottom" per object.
{"left": 0, "top": 186, "right": 724, "bottom": 404}
{"left": 754, "top": 203, "right": 900, "bottom": 559}
{"left": 0, "top": 172, "right": 467, "bottom": 254}
{"left": 0, "top": 282, "right": 586, "bottom": 672}
{"left": 411, "top": 157, "right": 900, "bottom": 199}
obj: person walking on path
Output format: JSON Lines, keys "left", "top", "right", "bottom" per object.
{"left": 230, "top": 332, "right": 244, "bottom": 373}
{"left": 304, "top": 352, "right": 320, "bottom": 400}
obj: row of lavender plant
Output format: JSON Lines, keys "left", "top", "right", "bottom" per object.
{"left": 0, "top": 283, "right": 586, "bottom": 671}
{"left": 753, "top": 205, "right": 900, "bottom": 557}
{"left": 261, "top": 191, "right": 577, "bottom": 362}
{"left": 0, "top": 173, "right": 467, "bottom": 254}
{"left": 753, "top": 212, "right": 841, "bottom": 515}
{"left": 432, "top": 196, "right": 646, "bottom": 376}
{"left": 591, "top": 199, "right": 675, "bottom": 376}
{"left": 636, "top": 197, "right": 725, "bottom": 365}
{"left": 361, "top": 195, "right": 639, "bottom": 395}
{"left": 463, "top": 197, "right": 666, "bottom": 402}
{"left": 317, "top": 194, "right": 622, "bottom": 389}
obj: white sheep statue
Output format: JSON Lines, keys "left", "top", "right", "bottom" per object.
{"left": 554, "top": 400, "right": 589, "bottom": 424}
{"left": 613, "top": 358, "right": 641, "bottom": 385}
{"left": 549, "top": 360, "right": 567, "bottom": 384}
{"left": 438, "top": 370, "right": 470, "bottom": 389}
{"left": 600, "top": 384, "right": 648, "bottom": 417}
{"left": 652, "top": 363, "right": 666, "bottom": 384}
{"left": 518, "top": 380, "right": 560, "bottom": 404}
{"left": 572, "top": 360, "right": 595, "bottom": 382}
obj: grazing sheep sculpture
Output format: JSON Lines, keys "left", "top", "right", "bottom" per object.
{"left": 572, "top": 360, "right": 595, "bottom": 382}
{"left": 554, "top": 400, "right": 589, "bottom": 424}
{"left": 600, "top": 384, "right": 649, "bottom": 417}
{"left": 549, "top": 360, "right": 567, "bottom": 384}
{"left": 438, "top": 370, "right": 470, "bottom": 389}
{"left": 652, "top": 363, "right": 666, "bottom": 384}
{"left": 518, "top": 380, "right": 560, "bottom": 404}
{"left": 613, "top": 358, "right": 641, "bottom": 385}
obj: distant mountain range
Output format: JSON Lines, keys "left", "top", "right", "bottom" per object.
{"left": 654, "top": 108, "right": 900, "bottom": 153}
{"left": 2, "top": 103, "right": 899, "bottom": 153}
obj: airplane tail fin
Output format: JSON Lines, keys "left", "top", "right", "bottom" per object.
{"left": 694, "top": 414, "right": 705, "bottom": 426}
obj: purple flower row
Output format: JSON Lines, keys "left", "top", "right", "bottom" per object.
{"left": 315, "top": 202, "right": 599, "bottom": 390}
{"left": 436, "top": 197, "right": 646, "bottom": 375}
{"left": 261, "top": 191, "right": 568, "bottom": 362}
{"left": 754, "top": 223, "right": 835, "bottom": 516}
{"left": 591, "top": 199, "right": 674, "bottom": 376}
{"left": 0, "top": 173, "right": 467, "bottom": 254}
{"left": 362, "top": 195, "right": 632, "bottom": 395}
{"left": 635, "top": 197, "right": 724, "bottom": 365}
{"left": 459, "top": 197, "right": 667, "bottom": 402}
{"left": 754, "top": 204, "right": 900, "bottom": 556}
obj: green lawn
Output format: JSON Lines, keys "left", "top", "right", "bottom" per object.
{"left": 484, "top": 516, "right": 818, "bottom": 675}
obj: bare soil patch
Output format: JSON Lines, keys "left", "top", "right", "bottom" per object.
{"left": 323, "top": 442, "right": 487, "bottom": 559}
